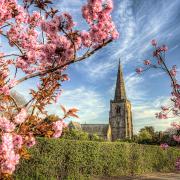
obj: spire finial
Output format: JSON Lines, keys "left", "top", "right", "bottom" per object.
{"left": 119, "top": 58, "right": 121, "bottom": 65}
{"left": 114, "top": 58, "right": 126, "bottom": 101}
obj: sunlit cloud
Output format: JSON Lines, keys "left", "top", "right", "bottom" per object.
{"left": 47, "top": 87, "right": 107, "bottom": 124}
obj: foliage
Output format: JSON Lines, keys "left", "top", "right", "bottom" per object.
{"left": 62, "top": 129, "right": 89, "bottom": 141}
{"left": 115, "top": 138, "right": 134, "bottom": 143}
{"left": 14, "top": 138, "right": 180, "bottom": 179}
{"left": 62, "top": 129, "right": 104, "bottom": 142}
{"left": 133, "top": 126, "right": 179, "bottom": 146}
{"left": 139, "top": 126, "right": 155, "bottom": 136}
{"left": 89, "top": 133, "right": 104, "bottom": 142}
{"left": 138, "top": 129, "right": 153, "bottom": 144}
{"left": 0, "top": 0, "right": 118, "bottom": 177}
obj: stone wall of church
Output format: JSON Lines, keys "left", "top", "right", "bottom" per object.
{"left": 125, "top": 100, "right": 133, "bottom": 139}
{"left": 81, "top": 124, "right": 108, "bottom": 139}
{"left": 109, "top": 99, "right": 133, "bottom": 141}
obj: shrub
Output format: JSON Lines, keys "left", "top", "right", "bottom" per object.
{"left": 89, "top": 133, "right": 104, "bottom": 142}
{"left": 62, "top": 129, "right": 89, "bottom": 141}
{"left": 14, "top": 138, "right": 180, "bottom": 179}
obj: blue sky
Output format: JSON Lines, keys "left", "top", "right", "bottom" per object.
{"left": 2, "top": 0, "right": 180, "bottom": 133}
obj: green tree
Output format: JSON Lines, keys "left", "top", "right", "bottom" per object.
{"left": 138, "top": 129, "right": 153, "bottom": 144}
{"left": 139, "top": 126, "right": 155, "bottom": 137}
{"left": 89, "top": 133, "right": 104, "bottom": 141}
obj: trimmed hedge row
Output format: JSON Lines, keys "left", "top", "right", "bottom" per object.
{"left": 14, "top": 138, "right": 180, "bottom": 180}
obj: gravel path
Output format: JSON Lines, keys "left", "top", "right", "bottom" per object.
{"left": 93, "top": 173, "right": 180, "bottom": 180}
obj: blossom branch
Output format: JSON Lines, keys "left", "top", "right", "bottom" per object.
{"left": 15, "top": 39, "right": 112, "bottom": 85}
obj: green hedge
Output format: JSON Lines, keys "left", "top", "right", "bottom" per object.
{"left": 14, "top": 138, "right": 180, "bottom": 180}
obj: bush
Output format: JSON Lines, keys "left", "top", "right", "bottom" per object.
{"left": 14, "top": 138, "right": 180, "bottom": 179}
{"left": 138, "top": 129, "right": 153, "bottom": 144}
{"left": 62, "top": 129, "right": 89, "bottom": 141}
{"left": 89, "top": 133, "right": 104, "bottom": 142}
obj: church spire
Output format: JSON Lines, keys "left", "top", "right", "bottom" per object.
{"left": 114, "top": 60, "right": 126, "bottom": 101}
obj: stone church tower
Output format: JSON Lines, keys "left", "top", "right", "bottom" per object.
{"left": 109, "top": 62, "right": 133, "bottom": 141}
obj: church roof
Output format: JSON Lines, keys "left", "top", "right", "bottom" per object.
{"left": 81, "top": 124, "right": 108, "bottom": 137}
{"left": 114, "top": 61, "right": 126, "bottom": 101}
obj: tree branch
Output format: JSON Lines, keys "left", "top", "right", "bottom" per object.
{"left": 15, "top": 39, "right": 113, "bottom": 85}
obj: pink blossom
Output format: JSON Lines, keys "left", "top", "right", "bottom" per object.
{"left": 136, "top": 67, "right": 143, "bottom": 74}
{"left": 170, "top": 65, "right": 177, "bottom": 77}
{"left": 161, "top": 106, "right": 169, "bottom": 111}
{"left": 13, "top": 134, "right": 23, "bottom": 149}
{"left": 61, "top": 74, "right": 70, "bottom": 82}
{"left": 171, "top": 122, "right": 180, "bottom": 130}
{"left": 162, "top": 44, "right": 168, "bottom": 51}
{"left": 9, "top": 79, "right": 17, "bottom": 88}
{"left": 0, "top": 69, "right": 9, "bottom": 78}
{"left": 160, "top": 143, "right": 169, "bottom": 150}
{"left": 52, "top": 120, "right": 66, "bottom": 138}
{"left": 81, "top": 31, "right": 92, "bottom": 47}
{"left": 173, "top": 135, "right": 180, "bottom": 142}
{"left": 0, "top": 117, "right": 15, "bottom": 132}
{"left": 0, "top": 85, "right": 10, "bottom": 95}
{"left": 104, "top": 0, "right": 113, "bottom": 14}
{"left": 112, "top": 30, "right": 119, "bottom": 39}
{"left": 82, "top": 0, "right": 118, "bottom": 44}
{"left": 175, "top": 83, "right": 180, "bottom": 89}
{"left": 175, "top": 97, "right": 180, "bottom": 109}
{"left": 15, "top": 6, "right": 28, "bottom": 24}
{"left": 26, "top": 133, "right": 36, "bottom": 148}
{"left": 16, "top": 57, "right": 28, "bottom": 69}
{"left": 175, "top": 157, "right": 180, "bottom": 171}
{"left": 28, "top": 11, "right": 41, "bottom": 27}
{"left": 0, "top": 133, "right": 20, "bottom": 175}
{"left": 155, "top": 112, "right": 167, "bottom": 119}
{"left": 55, "top": 91, "right": 62, "bottom": 104}
{"left": 53, "top": 131, "right": 63, "bottom": 138}
{"left": 14, "top": 108, "right": 27, "bottom": 124}
{"left": 62, "top": 12, "right": 75, "bottom": 30}
{"left": 144, "top": 60, "right": 151, "bottom": 65}
{"left": 170, "top": 69, "right": 177, "bottom": 77}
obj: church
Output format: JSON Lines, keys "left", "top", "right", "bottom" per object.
{"left": 70, "top": 62, "right": 133, "bottom": 141}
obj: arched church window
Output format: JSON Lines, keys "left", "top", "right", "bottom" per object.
{"left": 116, "top": 106, "right": 121, "bottom": 114}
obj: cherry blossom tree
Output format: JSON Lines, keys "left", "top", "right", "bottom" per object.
{"left": 136, "top": 40, "right": 180, "bottom": 119}
{"left": 0, "top": 0, "right": 118, "bottom": 177}
{"left": 136, "top": 40, "right": 180, "bottom": 170}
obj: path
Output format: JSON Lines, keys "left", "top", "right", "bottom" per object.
{"left": 93, "top": 173, "right": 180, "bottom": 180}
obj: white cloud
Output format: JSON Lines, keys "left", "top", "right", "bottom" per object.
{"left": 169, "top": 44, "right": 179, "bottom": 52}
{"left": 132, "top": 95, "right": 180, "bottom": 133}
{"left": 112, "top": 0, "right": 136, "bottom": 62}
{"left": 46, "top": 86, "right": 107, "bottom": 124}
{"left": 149, "top": 71, "right": 166, "bottom": 78}
{"left": 125, "top": 72, "right": 147, "bottom": 101}
{"left": 85, "top": 59, "right": 117, "bottom": 79}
